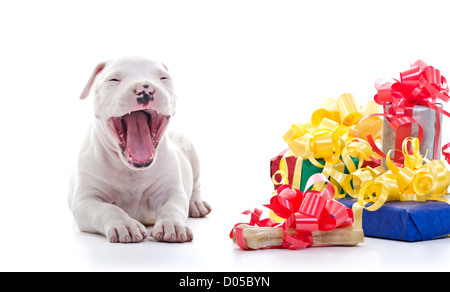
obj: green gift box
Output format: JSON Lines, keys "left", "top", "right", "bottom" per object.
{"left": 270, "top": 149, "right": 359, "bottom": 192}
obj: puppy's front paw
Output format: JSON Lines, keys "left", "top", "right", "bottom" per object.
{"left": 105, "top": 219, "right": 148, "bottom": 243}
{"left": 151, "top": 219, "right": 193, "bottom": 243}
{"left": 189, "top": 199, "right": 212, "bottom": 218}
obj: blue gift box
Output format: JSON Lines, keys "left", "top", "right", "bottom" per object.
{"left": 338, "top": 197, "right": 450, "bottom": 242}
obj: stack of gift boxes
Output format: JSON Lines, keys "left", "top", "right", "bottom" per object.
{"left": 270, "top": 60, "right": 450, "bottom": 242}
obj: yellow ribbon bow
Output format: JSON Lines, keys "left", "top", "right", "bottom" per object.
{"left": 279, "top": 93, "right": 382, "bottom": 195}
{"left": 350, "top": 137, "right": 450, "bottom": 211}
{"left": 283, "top": 93, "right": 382, "bottom": 167}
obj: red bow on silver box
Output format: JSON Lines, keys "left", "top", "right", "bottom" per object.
{"left": 372, "top": 60, "right": 450, "bottom": 163}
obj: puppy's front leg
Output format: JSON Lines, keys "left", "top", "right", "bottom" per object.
{"left": 151, "top": 192, "right": 192, "bottom": 242}
{"left": 72, "top": 197, "right": 148, "bottom": 243}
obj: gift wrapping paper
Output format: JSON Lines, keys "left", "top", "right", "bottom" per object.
{"left": 339, "top": 197, "right": 450, "bottom": 241}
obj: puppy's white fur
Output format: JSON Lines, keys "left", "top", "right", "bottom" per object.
{"left": 68, "top": 56, "right": 211, "bottom": 243}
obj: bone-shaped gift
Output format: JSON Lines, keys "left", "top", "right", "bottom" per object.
{"left": 230, "top": 174, "right": 364, "bottom": 250}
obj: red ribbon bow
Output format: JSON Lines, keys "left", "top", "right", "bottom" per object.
{"left": 371, "top": 60, "right": 450, "bottom": 163}
{"left": 375, "top": 60, "right": 449, "bottom": 109}
{"left": 231, "top": 173, "right": 354, "bottom": 249}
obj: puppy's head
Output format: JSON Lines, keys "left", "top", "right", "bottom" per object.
{"left": 80, "top": 56, "right": 176, "bottom": 170}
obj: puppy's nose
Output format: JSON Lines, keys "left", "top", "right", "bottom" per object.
{"left": 135, "top": 84, "right": 155, "bottom": 105}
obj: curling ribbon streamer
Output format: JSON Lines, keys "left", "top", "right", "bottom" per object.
{"left": 443, "top": 143, "right": 450, "bottom": 164}
{"left": 230, "top": 173, "right": 355, "bottom": 250}
{"left": 374, "top": 60, "right": 450, "bottom": 161}
{"left": 348, "top": 137, "right": 450, "bottom": 212}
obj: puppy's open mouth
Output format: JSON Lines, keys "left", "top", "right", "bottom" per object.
{"left": 107, "top": 109, "right": 170, "bottom": 168}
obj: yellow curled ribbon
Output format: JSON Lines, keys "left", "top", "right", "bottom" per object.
{"left": 283, "top": 93, "right": 382, "bottom": 167}
{"left": 278, "top": 93, "right": 381, "bottom": 197}
{"left": 351, "top": 137, "right": 450, "bottom": 211}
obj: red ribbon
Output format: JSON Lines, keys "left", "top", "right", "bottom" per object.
{"left": 443, "top": 143, "right": 450, "bottom": 165}
{"left": 373, "top": 60, "right": 450, "bottom": 162}
{"left": 230, "top": 173, "right": 354, "bottom": 250}
{"left": 375, "top": 60, "right": 449, "bottom": 107}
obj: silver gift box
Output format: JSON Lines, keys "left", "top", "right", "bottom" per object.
{"left": 381, "top": 103, "right": 443, "bottom": 168}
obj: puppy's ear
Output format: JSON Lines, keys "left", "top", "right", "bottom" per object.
{"left": 80, "top": 62, "right": 107, "bottom": 100}
{"left": 161, "top": 63, "right": 169, "bottom": 72}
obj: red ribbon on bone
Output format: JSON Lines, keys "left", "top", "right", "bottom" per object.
{"left": 373, "top": 60, "right": 450, "bottom": 163}
{"left": 231, "top": 173, "right": 354, "bottom": 250}
{"left": 229, "top": 208, "right": 278, "bottom": 250}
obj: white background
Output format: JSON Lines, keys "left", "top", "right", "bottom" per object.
{"left": 1, "top": 0, "right": 450, "bottom": 272}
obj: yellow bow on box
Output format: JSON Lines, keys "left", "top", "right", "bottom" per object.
{"left": 348, "top": 137, "right": 450, "bottom": 212}
{"left": 278, "top": 93, "right": 383, "bottom": 195}
{"left": 283, "top": 93, "right": 383, "bottom": 168}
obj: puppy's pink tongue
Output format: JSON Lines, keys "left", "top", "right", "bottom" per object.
{"left": 123, "top": 111, "right": 154, "bottom": 163}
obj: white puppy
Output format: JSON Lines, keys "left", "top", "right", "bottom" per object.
{"left": 68, "top": 56, "right": 211, "bottom": 243}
